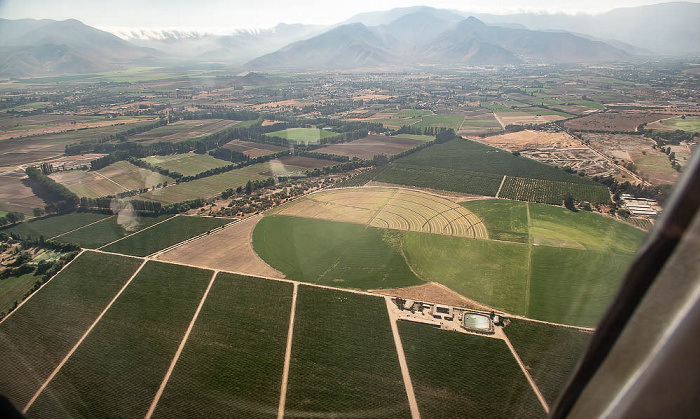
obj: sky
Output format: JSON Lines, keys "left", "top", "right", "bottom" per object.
{"left": 0, "top": 0, "right": 691, "bottom": 30}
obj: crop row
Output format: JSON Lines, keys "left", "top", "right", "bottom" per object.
{"left": 374, "top": 164, "right": 502, "bottom": 196}
{"left": 499, "top": 176, "right": 611, "bottom": 205}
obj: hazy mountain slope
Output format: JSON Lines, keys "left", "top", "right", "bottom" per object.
{"left": 247, "top": 23, "right": 398, "bottom": 70}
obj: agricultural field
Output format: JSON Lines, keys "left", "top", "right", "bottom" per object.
{"left": 527, "top": 247, "right": 637, "bottom": 327}
{"left": 55, "top": 214, "right": 174, "bottom": 248}
{"left": 27, "top": 261, "right": 212, "bottom": 418}
{"left": 410, "top": 114, "right": 465, "bottom": 130}
{"left": 457, "top": 112, "right": 503, "bottom": 135}
{"left": 0, "top": 252, "right": 143, "bottom": 409}
{"left": 394, "top": 138, "right": 595, "bottom": 184}
{"left": 141, "top": 152, "right": 232, "bottom": 176}
{"left": 150, "top": 273, "right": 293, "bottom": 418}
{"left": 268, "top": 187, "right": 487, "bottom": 238}
{"left": 403, "top": 232, "right": 530, "bottom": 314}
{"left": 460, "top": 199, "right": 529, "bottom": 243}
{"left": 0, "top": 271, "right": 39, "bottom": 315}
{"left": 222, "top": 139, "right": 288, "bottom": 158}
{"left": 373, "top": 164, "right": 504, "bottom": 196}
{"left": 646, "top": 115, "right": 700, "bottom": 132}
{"left": 0, "top": 170, "right": 48, "bottom": 215}
{"left": 399, "top": 322, "right": 544, "bottom": 418}
{"left": 253, "top": 216, "right": 422, "bottom": 289}
{"left": 505, "top": 319, "right": 593, "bottom": 405}
{"left": 137, "top": 158, "right": 327, "bottom": 204}
{"left": 0, "top": 114, "right": 152, "bottom": 141}
{"left": 477, "top": 130, "right": 580, "bottom": 150}
{"left": 101, "top": 215, "right": 231, "bottom": 257}
{"left": 0, "top": 118, "right": 157, "bottom": 166}
{"left": 264, "top": 127, "right": 337, "bottom": 145}
{"left": 498, "top": 176, "right": 611, "bottom": 205}
{"left": 155, "top": 214, "right": 283, "bottom": 278}
{"left": 317, "top": 135, "right": 427, "bottom": 159}
{"left": 564, "top": 112, "right": 667, "bottom": 132}
{"left": 2, "top": 212, "right": 111, "bottom": 240}
{"left": 50, "top": 161, "right": 174, "bottom": 198}
{"left": 129, "top": 119, "right": 240, "bottom": 143}
{"left": 285, "top": 286, "right": 410, "bottom": 417}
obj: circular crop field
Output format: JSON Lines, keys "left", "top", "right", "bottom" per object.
{"left": 268, "top": 187, "right": 487, "bottom": 238}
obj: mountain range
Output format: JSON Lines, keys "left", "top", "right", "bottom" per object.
{"left": 0, "top": 2, "right": 698, "bottom": 77}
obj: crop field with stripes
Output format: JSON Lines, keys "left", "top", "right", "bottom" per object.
{"left": 268, "top": 187, "right": 488, "bottom": 239}
{"left": 0, "top": 251, "right": 556, "bottom": 418}
{"left": 498, "top": 176, "right": 611, "bottom": 205}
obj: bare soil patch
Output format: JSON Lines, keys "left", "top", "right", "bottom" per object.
{"left": 371, "top": 282, "right": 494, "bottom": 311}
{"left": 0, "top": 170, "right": 47, "bottom": 215}
{"left": 498, "top": 113, "right": 565, "bottom": 126}
{"left": 478, "top": 130, "right": 579, "bottom": 150}
{"left": 155, "top": 214, "right": 283, "bottom": 278}
{"left": 317, "top": 135, "right": 423, "bottom": 159}
{"left": 222, "top": 140, "right": 288, "bottom": 158}
{"left": 130, "top": 119, "right": 239, "bottom": 144}
{"left": 276, "top": 155, "right": 337, "bottom": 168}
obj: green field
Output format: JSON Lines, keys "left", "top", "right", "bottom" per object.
{"left": 285, "top": 286, "right": 410, "bottom": 417}
{"left": 460, "top": 199, "right": 529, "bottom": 243}
{"left": 657, "top": 116, "right": 700, "bottom": 132}
{"left": 253, "top": 198, "right": 646, "bottom": 326}
{"left": 402, "top": 232, "right": 530, "bottom": 314}
{"left": 529, "top": 203, "right": 646, "bottom": 253}
{"left": 395, "top": 109, "right": 433, "bottom": 118}
{"left": 527, "top": 247, "right": 636, "bottom": 326}
{"left": 0, "top": 271, "right": 41, "bottom": 315}
{"left": 56, "top": 214, "right": 174, "bottom": 248}
{"left": 396, "top": 139, "right": 593, "bottom": 184}
{"left": 2, "top": 212, "right": 111, "bottom": 240}
{"left": 152, "top": 273, "right": 292, "bottom": 418}
{"left": 137, "top": 160, "right": 310, "bottom": 204}
{"left": 410, "top": 114, "right": 465, "bottom": 130}
{"left": 374, "top": 164, "right": 503, "bottom": 196}
{"left": 141, "top": 153, "right": 232, "bottom": 176}
{"left": 27, "top": 261, "right": 211, "bottom": 418}
{"left": 252, "top": 216, "right": 422, "bottom": 290}
{"left": 499, "top": 176, "right": 611, "bottom": 205}
{"left": 505, "top": 319, "right": 592, "bottom": 405}
{"left": 264, "top": 127, "right": 337, "bottom": 145}
{"left": 0, "top": 252, "right": 143, "bottom": 409}
{"left": 101, "top": 215, "right": 231, "bottom": 257}
{"left": 399, "top": 322, "right": 544, "bottom": 418}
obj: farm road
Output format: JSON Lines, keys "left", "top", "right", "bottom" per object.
{"left": 385, "top": 297, "right": 421, "bottom": 419}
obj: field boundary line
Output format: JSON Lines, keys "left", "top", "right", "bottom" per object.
{"left": 147, "top": 219, "right": 239, "bottom": 258}
{"left": 48, "top": 215, "right": 115, "bottom": 240}
{"left": 525, "top": 202, "right": 533, "bottom": 316}
{"left": 508, "top": 315, "right": 596, "bottom": 331}
{"left": 23, "top": 258, "right": 149, "bottom": 414}
{"left": 0, "top": 249, "right": 86, "bottom": 326}
{"left": 97, "top": 214, "right": 178, "bottom": 249}
{"left": 501, "top": 330, "right": 549, "bottom": 414}
{"left": 145, "top": 270, "right": 219, "bottom": 419}
{"left": 92, "top": 170, "right": 130, "bottom": 191}
{"left": 385, "top": 297, "right": 421, "bottom": 419}
{"left": 365, "top": 188, "right": 398, "bottom": 227}
{"left": 495, "top": 175, "right": 506, "bottom": 198}
{"left": 277, "top": 282, "right": 299, "bottom": 419}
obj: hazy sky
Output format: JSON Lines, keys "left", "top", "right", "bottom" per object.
{"left": 0, "top": 0, "right": 692, "bottom": 30}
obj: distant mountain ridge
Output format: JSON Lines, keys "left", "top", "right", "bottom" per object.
{"left": 246, "top": 14, "right": 629, "bottom": 70}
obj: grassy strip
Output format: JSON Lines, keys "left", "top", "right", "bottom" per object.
{"left": 0, "top": 252, "right": 143, "bottom": 408}
{"left": 402, "top": 232, "right": 530, "bottom": 314}
{"left": 101, "top": 216, "right": 230, "bottom": 256}
{"left": 461, "top": 199, "right": 529, "bottom": 243}
{"left": 505, "top": 319, "right": 592, "bottom": 405}
{"left": 152, "top": 274, "right": 293, "bottom": 418}
{"left": 27, "top": 261, "right": 211, "bottom": 418}
{"left": 285, "top": 286, "right": 410, "bottom": 417}
{"left": 252, "top": 216, "right": 422, "bottom": 290}
{"left": 399, "top": 322, "right": 544, "bottom": 418}
{"left": 2, "top": 212, "right": 111, "bottom": 240}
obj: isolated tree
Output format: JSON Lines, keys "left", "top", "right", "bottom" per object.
{"left": 564, "top": 194, "right": 576, "bottom": 211}
{"left": 245, "top": 180, "right": 253, "bottom": 195}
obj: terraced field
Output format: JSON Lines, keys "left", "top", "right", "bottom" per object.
{"left": 269, "top": 187, "right": 487, "bottom": 239}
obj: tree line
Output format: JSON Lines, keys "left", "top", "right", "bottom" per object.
{"left": 25, "top": 167, "right": 79, "bottom": 214}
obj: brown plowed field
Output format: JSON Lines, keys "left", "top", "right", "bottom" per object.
{"left": 317, "top": 135, "right": 423, "bottom": 159}
{"left": 222, "top": 140, "right": 287, "bottom": 158}
{"left": 564, "top": 112, "right": 668, "bottom": 132}
{"left": 154, "top": 214, "right": 284, "bottom": 278}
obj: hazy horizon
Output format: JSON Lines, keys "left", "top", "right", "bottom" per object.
{"left": 1, "top": 0, "right": 697, "bottom": 32}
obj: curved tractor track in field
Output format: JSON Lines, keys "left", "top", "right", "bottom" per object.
{"left": 270, "top": 187, "right": 488, "bottom": 239}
